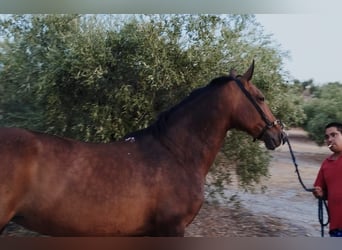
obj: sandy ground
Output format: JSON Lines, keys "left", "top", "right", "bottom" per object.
{"left": 1, "top": 128, "right": 331, "bottom": 237}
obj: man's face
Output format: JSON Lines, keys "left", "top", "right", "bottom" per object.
{"left": 325, "top": 126, "right": 342, "bottom": 152}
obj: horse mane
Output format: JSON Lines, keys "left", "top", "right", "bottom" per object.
{"left": 123, "top": 75, "right": 235, "bottom": 140}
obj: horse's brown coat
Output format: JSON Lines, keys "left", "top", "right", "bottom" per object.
{"left": 0, "top": 62, "right": 284, "bottom": 236}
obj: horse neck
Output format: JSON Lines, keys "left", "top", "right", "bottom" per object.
{"left": 158, "top": 87, "right": 233, "bottom": 177}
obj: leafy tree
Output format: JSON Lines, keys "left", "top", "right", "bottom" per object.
{"left": 303, "top": 82, "right": 342, "bottom": 144}
{"left": 0, "top": 14, "right": 305, "bottom": 193}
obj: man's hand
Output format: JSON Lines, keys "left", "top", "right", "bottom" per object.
{"left": 313, "top": 186, "right": 324, "bottom": 198}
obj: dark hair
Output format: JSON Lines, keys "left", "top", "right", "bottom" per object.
{"left": 325, "top": 122, "right": 342, "bottom": 133}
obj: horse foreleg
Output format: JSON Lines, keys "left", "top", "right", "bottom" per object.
{"left": 0, "top": 211, "right": 16, "bottom": 236}
{"left": 0, "top": 192, "right": 18, "bottom": 236}
{"left": 149, "top": 221, "right": 185, "bottom": 237}
{"left": 154, "top": 227, "right": 185, "bottom": 237}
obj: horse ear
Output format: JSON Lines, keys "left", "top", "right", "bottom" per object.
{"left": 242, "top": 60, "right": 255, "bottom": 81}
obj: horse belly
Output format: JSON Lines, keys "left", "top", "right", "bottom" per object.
{"left": 18, "top": 214, "right": 149, "bottom": 236}
{"left": 15, "top": 189, "right": 155, "bottom": 236}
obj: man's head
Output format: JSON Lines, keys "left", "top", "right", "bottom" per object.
{"left": 325, "top": 122, "right": 342, "bottom": 133}
{"left": 325, "top": 122, "right": 342, "bottom": 152}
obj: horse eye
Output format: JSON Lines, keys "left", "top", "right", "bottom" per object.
{"left": 257, "top": 96, "right": 265, "bottom": 102}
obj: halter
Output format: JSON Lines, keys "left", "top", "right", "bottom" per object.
{"left": 233, "top": 78, "right": 329, "bottom": 237}
{"left": 234, "top": 78, "right": 283, "bottom": 141}
{"left": 232, "top": 75, "right": 330, "bottom": 236}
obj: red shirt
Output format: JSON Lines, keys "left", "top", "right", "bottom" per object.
{"left": 314, "top": 155, "right": 342, "bottom": 231}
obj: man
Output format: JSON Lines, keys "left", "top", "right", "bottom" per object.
{"left": 313, "top": 122, "right": 342, "bottom": 237}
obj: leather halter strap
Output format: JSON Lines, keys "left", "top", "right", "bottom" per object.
{"left": 234, "top": 78, "right": 282, "bottom": 141}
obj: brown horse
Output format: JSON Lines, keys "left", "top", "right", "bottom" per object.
{"left": 0, "top": 61, "right": 284, "bottom": 236}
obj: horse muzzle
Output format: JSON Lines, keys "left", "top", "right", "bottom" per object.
{"left": 256, "top": 120, "right": 286, "bottom": 150}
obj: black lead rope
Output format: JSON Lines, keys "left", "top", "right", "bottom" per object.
{"left": 318, "top": 199, "right": 329, "bottom": 237}
{"left": 284, "top": 136, "right": 329, "bottom": 237}
{"left": 234, "top": 73, "right": 329, "bottom": 236}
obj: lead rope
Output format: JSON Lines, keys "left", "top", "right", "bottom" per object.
{"left": 283, "top": 136, "right": 329, "bottom": 237}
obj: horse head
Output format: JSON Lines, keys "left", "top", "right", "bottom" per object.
{"left": 230, "top": 61, "right": 285, "bottom": 150}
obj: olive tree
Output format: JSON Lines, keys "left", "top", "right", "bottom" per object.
{"left": 0, "top": 14, "right": 304, "bottom": 193}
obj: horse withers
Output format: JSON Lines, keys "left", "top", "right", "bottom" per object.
{"left": 0, "top": 61, "right": 285, "bottom": 236}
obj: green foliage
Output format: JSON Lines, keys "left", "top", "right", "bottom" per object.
{"left": 0, "top": 14, "right": 302, "bottom": 193}
{"left": 274, "top": 83, "right": 306, "bottom": 127}
{"left": 303, "top": 82, "right": 342, "bottom": 145}
{"left": 225, "top": 131, "right": 270, "bottom": 189}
